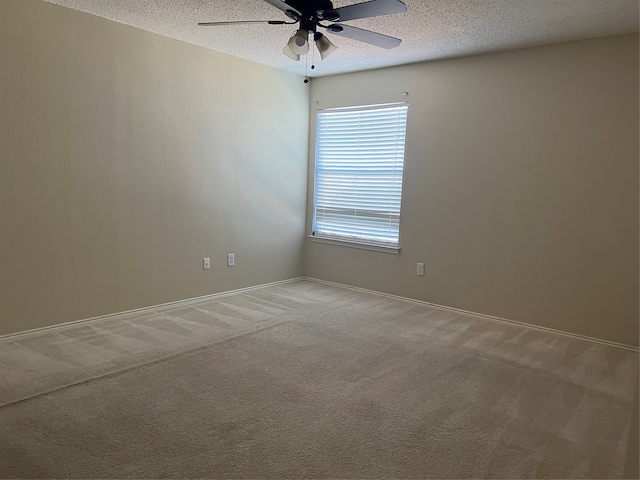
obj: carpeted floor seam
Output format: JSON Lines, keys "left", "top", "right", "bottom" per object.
{"left": 0, "top": 318, "right": 293, "bottom": 409}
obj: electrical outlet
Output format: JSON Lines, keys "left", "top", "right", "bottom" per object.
{"left": 227, "top": 253, "right": 235, "bottom": 267}
{"left": 203, "top": 258, "right": 210, "bottom": 270}
{"left": 417, "top": 262, "right": 425, "bottom": 276}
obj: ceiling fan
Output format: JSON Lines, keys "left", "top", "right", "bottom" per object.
{"left": 198, "top": 0, "right": 407, "bottom": 61}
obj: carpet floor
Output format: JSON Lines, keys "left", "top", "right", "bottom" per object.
{"left": 0, "top": 280, "right": 637, "bottom": 478}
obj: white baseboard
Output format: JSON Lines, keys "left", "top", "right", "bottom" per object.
{"left": 305, "top": 277, "right": 639, "bottom": 352}
{"left": 4, "top": 276, "right": 637, "bottom": 353}
{"left": 0, "top": 278, "right": 305, "bottom": 342}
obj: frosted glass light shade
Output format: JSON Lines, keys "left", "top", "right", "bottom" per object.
{"left": 315, "top": 33, "right": 337, "bottom": 60}
{"left": 288, "top": 29, "right": 309, "bottom": 55}
{"left": 282, "top": 44, "right": 300, "bottom": 61}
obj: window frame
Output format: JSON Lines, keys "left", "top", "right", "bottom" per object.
{"left": 310, "top": 102, "right": 409, "bottom": 254}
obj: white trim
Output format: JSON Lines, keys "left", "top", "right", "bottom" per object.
{"left": 304, "top": 277, "right": 640, "bottom": 352}
{"left": 316, "top": 102, "right": 409, "bottom": 114}
{"left": 0, "top": 278, "right": 304, "bottom": 342}
{"left": 309, "top": 235, "right": 400, "bottom": 254}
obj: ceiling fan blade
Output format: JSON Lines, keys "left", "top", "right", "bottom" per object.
{"left": 326, "top": 24, "right": 401, "bottom": 49}
{"left": 198, "top": 20, "right": 291, "bottom": 26}
{"left": 262, "top": 0, "right": 302, "bottom": 17}
{"left": 332, "top": 0, "right": 406, "bottom": 22}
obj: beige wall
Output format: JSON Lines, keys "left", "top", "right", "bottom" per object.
{"left": 0, "top": 0, "right": 309, "bottom": 336}
{"left": 305, "top": 34, "right": 639, "bottom": 346}
{"left": 1, "top": 1, "right": 638, "bottom": 347}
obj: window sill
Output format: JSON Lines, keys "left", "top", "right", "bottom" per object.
{"left": 308, "top": 235, "right": 400, "bottom": 254}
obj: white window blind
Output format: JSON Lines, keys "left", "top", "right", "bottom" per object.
{"left": 312, "top": 102, "right": 408, "bottom": 249}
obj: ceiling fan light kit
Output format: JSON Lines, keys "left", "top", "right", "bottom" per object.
{"left": 198, "top": 0, "right": 406, "bottom": 64}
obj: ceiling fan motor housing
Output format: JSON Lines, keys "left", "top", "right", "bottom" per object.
{"left": 285, "top": 0, "right": 340, "bottom": 27}
{"left": 286, "top": 0, "right": 335, "bottom": 18}
{"left": 300, "top": 18, "right": 317, "bottom": 34}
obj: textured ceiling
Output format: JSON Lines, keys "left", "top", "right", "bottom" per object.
{"left": 44, "top": 0, "right": 639, "bottom": 77}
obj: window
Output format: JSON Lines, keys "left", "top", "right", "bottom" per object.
{"left": 311, "top": 102, "right": 408, "bottom": 253}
